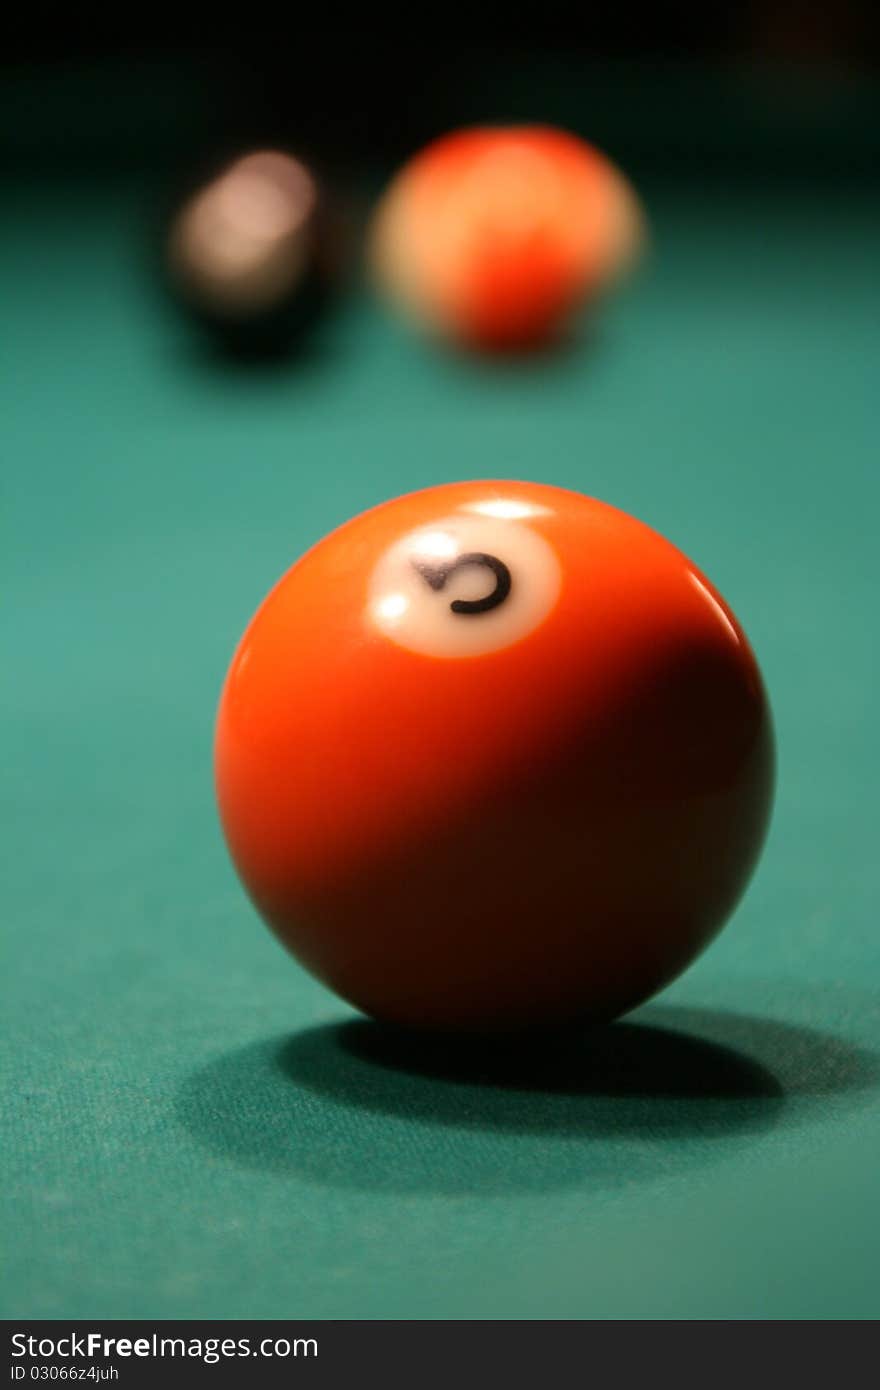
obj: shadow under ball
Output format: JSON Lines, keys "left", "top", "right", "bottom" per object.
{"left": 215, "top": 481, "right": 774, "bottom": 1032}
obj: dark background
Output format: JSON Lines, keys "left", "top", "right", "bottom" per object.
{"left": 3, "top": 7, "right": 879, "bottom": 179}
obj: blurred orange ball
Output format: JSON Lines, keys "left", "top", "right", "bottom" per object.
{"left": 370, "top": 126, "right": 646, "bottom": 350}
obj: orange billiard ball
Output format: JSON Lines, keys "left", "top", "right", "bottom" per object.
{"left": 369, "top": 126, "right": 646, "bottom": 350}
{"left": 215, "top": 482, "right": 773, "bottom": 1032}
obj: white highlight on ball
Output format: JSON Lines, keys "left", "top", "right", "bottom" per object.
{"left": 465, "top": 498, "right": 553, "bottom": 521}
{"left": 688, "top": 571, "right": 741, "bottom": 646}
{"left": 414, "top": 530, "right": 459, "bottom": 558}
{"left": 375, "top": 593, "right": 409, "bottom": 622}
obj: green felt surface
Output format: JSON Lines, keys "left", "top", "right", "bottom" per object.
{"left": 2, "top": 171, "right": 879, "bottom": 1320}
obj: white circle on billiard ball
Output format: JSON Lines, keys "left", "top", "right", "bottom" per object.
{"left": 368, "top": 514, "right": 561, "bottom": 658}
